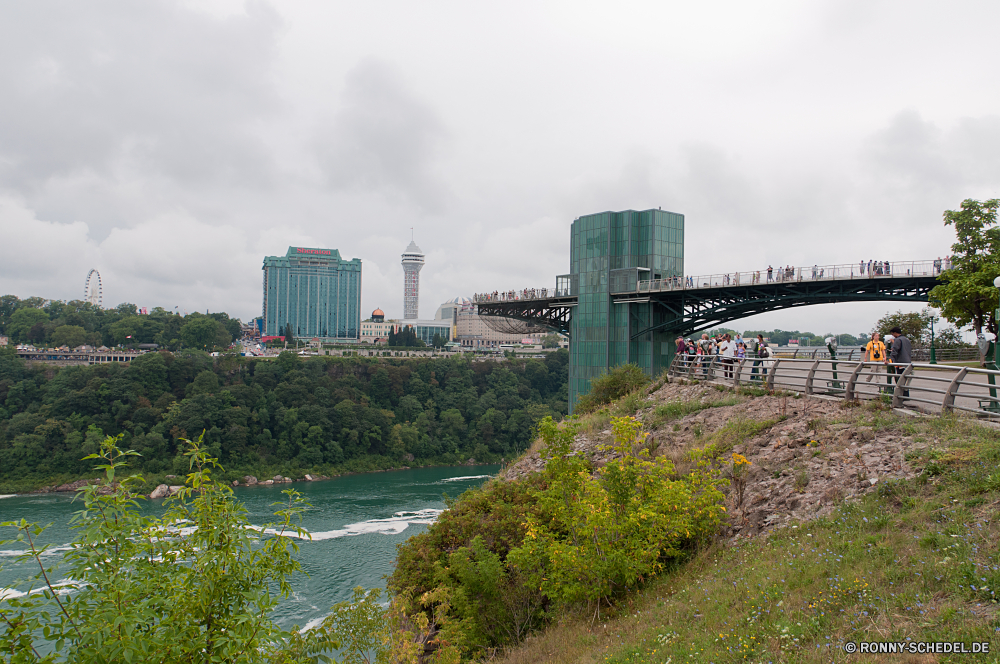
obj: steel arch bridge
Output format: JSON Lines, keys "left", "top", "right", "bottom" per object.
{"left": 475, "top": 268, "right": 939, "bottom": 341}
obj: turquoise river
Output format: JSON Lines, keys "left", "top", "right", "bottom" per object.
{"left": 0, "top": 464, "right": 499, "bottom": 631}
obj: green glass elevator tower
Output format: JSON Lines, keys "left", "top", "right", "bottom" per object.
{"left": 567, "top": 209, "right": 684, "bottom": 412}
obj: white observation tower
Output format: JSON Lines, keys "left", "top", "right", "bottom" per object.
{"left": 401, "top": 239, "right": 424, "bottom": 320}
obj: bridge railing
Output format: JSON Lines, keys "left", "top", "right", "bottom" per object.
{"left": 767, "top": 346, "right": 979, "bottom": 362}
{"left": 475, "top": 259, "right": 947, "bottom": 303}
{"left": 666, "top": 354, "right": 1000, "bottom": 418}
{"left": 638, "top": 259, "right": 946, "bottom": 293}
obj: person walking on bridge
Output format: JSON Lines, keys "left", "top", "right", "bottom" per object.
{"left": 767, "top": 265, "right": 773, "bottom": 282}
{"left": 889, "top": 327, "right": 912, "bottom": 397}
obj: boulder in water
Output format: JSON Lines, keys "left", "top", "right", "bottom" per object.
{"left": 150, "top": 484, "right": 170, "bottom": 500}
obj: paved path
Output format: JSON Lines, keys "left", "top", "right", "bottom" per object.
{"left": 843, "top": 367, "right": 999, "bottom": 416}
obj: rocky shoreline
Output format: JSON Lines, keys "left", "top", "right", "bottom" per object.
{"left": 27, "top": 456, "right": 486, "bottom": 499}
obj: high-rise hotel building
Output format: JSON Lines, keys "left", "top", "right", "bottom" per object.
{"left": 262, "top": 246, "right": 362, "bottom": 340}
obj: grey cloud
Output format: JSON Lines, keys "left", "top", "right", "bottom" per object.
{"left": 0, "top": 1, "right": 283, "bottom": 200}
{"left": 316, "top": 58, "right": 449, "bottom": 211}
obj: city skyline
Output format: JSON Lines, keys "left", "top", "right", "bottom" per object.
{"left": 0, "top": 2, "right": 997, "bottom": 337}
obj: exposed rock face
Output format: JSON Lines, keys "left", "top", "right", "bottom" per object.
{"left": 149, "top": 484, "right": 170, "bottom": 500}
{"left": 304, "top": 474, "right": 315, "bottom": 481}
{"left": 168, "top": 485, "right": 183, "bottom": 496}
{"left": 263, "top": 479, "right": 274, "bottom": 485}
{"left": 465, "top": 458, "right": 476, "bottom": 466}
{"left": 243, "top": 475, "right": 258, "bottom": 485}
{"left": 501, "top": 381, "right": 930, "bottom": 541}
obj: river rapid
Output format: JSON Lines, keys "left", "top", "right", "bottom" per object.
{"left": 0, "top": 464, "right": 499, "bottom": 631}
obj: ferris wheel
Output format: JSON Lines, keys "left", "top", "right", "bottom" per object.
{"left": 84, "top": 269, "right": 103, "bottom": 307}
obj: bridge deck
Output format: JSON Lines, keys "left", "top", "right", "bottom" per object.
{"left": 473, "top": 259, "right": 944, "bottom": 339}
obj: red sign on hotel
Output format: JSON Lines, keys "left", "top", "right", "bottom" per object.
{"left": 296, "top": 248, "right": 331, "bottom": 255}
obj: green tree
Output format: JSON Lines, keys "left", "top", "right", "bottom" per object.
{"left": 51, "top": 324, "right": 87, "bottom": 348}
{"left": 180, "top": 316, "right": 231, "bottom": 349}
{"left": 7, "top": 307, "right": 49, "bottom": 343}
{"left": 929, "top": 198, "right": 1000, "bottom": 336}
{"left": 541, "top": 334, "right": 561, "bottom": 349}
{"left": 109, "top": 316, "right": 142, "bottom": 346}
{"left": 872, "top": 309, "right": 934, "bottom": 346}
{"left": 431, "top": 333, "right": 445, "bottom": 347}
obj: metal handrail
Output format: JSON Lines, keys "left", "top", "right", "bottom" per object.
{"left": 476, "top": 258, "right": 949, "bottom": 302}
{"left": 666, "top": 353, "right": 1000, "bottom": 418}
{"left": 639, "top": 259, "right": 947, "bottom": 294}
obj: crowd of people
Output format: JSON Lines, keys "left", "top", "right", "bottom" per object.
{"left": 674, "top": 332, "right": 772, "bottom": 380}
{"left": 473, "top": 288, "right": 550, "bottom": 302}
{"left": 673, "top": 327, "right": 915, "bottom": 394}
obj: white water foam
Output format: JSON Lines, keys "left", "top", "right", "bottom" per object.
{"left": 254, "top": 508, "right": 443, "bottom": 541}
{"left": 439, "top": 475, "right": 492, "bottom": 483}
{"left": 0, "top": 494, "right": 16, "bottom": 499}
{"left": 301, "top": 614, "right": 328, "bottom": 632}
{"left": 0, "top": 579, "right": 77, "bottom": 601}
{"left": 0, "top": 544, "right": 74, "bottom": 558}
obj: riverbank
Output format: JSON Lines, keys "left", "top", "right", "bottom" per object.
{"left": 4, "top": 454, "right": 499, "bottom": 498}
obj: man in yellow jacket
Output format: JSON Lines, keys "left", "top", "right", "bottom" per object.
{"left": 864, "top": 331, "right": 887, "bottom": 383}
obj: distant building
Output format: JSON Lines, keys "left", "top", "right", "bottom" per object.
{"left": 401, "top": 240, "right": 424, "bottom": 320}
{"left": 360, "top": 308, "right": 397, "bottom": 344}
{"left": 456, "top": 300, "right": 535, "bottom": 348}
{"left": 0, "top": 335, "right": 7, "bottom": 346}
{"left": 261, "top": 246, "right": 362, "bottom": 341}
{"left": 404, "top": 320, "right": 452, "bottom": 345}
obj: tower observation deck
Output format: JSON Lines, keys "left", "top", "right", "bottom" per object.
{"left": 401, "top": 240, "right": 425, "bottom": 320}
{"left": 472, "top": 209, "right": 944, "bottom": 412}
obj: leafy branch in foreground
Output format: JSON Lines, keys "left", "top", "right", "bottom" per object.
{"left": 0, "top": 433, "right": 339, "bottom": 663}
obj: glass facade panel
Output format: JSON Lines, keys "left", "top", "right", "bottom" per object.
{"left": 262, "top": 247, "right": 362, "bottom": 340}
{"left": 568, "top": 209, "right": 684, "bottom": 412}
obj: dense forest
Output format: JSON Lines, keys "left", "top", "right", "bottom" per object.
{"left": 0, "top": 347, "right": 568, "bottom": 492}
{"left": 0, "top": 295, "right": 241, "bottom": 350}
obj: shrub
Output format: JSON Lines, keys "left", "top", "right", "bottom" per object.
{"left": 0, "top": 434, "right": 312, "bottom": 662}
{"left": 575, "top": 364, "right": 650, "bottom": 414}
{"left": 508, "top": 416, "right": 726, "bottom": 611}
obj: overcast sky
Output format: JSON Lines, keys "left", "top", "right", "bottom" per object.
{"left": 1, "top": 0, "right": 998, "bottom": 337}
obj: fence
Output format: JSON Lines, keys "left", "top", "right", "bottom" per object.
{"left": 666, "top": 354, "right": 1000, "bottom": 418}
{"left": 637, "top": 259, "right": 946, "bottom": 294}
{"left": 476, "top": 259, "right": 947, "bottom": 303}
{"left": 768, "top": 346, "right": 979, "bottom": 362}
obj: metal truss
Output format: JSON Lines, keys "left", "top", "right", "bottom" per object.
{"left": 471, "top": 275, "right": 937, "bottom": 341}
{"left": 628, "top": 275, "right": 938, "bottom": 339}
{"left": 476, "top": 298, "right": 575, "bottom": 336}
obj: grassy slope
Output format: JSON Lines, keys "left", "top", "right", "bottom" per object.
{"left": 494, "top": 400, "right": 1000, "bottom": 663}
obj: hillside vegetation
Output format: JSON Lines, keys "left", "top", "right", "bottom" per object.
{"left": 389, "top": 369, "right": 1000, "bottom": 662}
{"left": 0, "top": 347, "right": 568, "bottom": 492}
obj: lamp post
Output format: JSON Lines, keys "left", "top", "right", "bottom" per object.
{"left": 929, "top": 315, "right": 938, "bottom": 365}
{"left": 825, "top": 336, "right": 841, "bottom": 389}
{"left": 994, "top": 276, "right": 1000, "bottom": 369}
